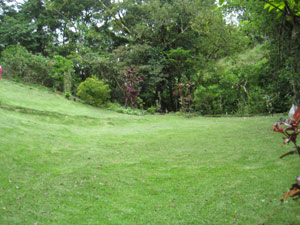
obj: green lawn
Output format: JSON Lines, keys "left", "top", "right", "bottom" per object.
{"left": 0, "top": 80, "right": 300, "bottom": 225}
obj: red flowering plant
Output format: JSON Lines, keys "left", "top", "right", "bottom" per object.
{"left": 120, "top": 68, "right": 143, "bottom": 108}
{"left": 273, "top": 105, "right": 300, "bottom": 201}
{"left": 273, "top": 105, "right": 300, "bottom": 158}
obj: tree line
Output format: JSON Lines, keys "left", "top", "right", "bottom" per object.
{"left": 0, "top": 0, "right": 299, "bottom": 115}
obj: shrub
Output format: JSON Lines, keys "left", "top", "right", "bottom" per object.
{"left": 147, "top": 106, "right": 156, "bottom": 114}
{"left": 77, "top": 77, "right": 111, "bottom": 106}
{"left": 1, "top": 45, "right": 52, "bottom": 85}
{"left": 1, "top": 45, "right": 31, "bottom": 80}
{"left": 120, "top": 68, "right": 143, "bottom": 108}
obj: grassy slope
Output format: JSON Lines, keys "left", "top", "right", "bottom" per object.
{"left": 0, "top": 80, "right": 300, "bottom": 225}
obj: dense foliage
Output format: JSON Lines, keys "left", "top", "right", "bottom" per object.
{"left": 1, "top": 45, "right": 53, "bottom": 85}
{"left": 77, "top": 76, "right": 111, "bottom": 106}
{"left": 0, "top": 0, "right": 299, "bottom": 114}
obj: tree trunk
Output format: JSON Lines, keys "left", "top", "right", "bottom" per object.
{"left": 169, "top": 84, "right": 175, "bottom": 111}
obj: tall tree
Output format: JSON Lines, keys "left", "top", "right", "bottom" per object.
{"left": 104, "top": 0, "right": 236, "bottom": 110}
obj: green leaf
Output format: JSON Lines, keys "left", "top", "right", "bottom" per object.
{"left": 278, "top": 4, "right": 285, "bottom": 10}
{"left": 264, "top": 3, "right": 270, "bottom": 9}
{"left": 276, "top": 12, "right": 283, "bottom": 19}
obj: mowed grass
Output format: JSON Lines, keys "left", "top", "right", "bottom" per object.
{"left": 0, "top": 80, "right": 300, "bottom": 225}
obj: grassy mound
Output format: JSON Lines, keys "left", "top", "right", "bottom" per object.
{"left": 0, "top": 79, "right": 299, "bottom": 224}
